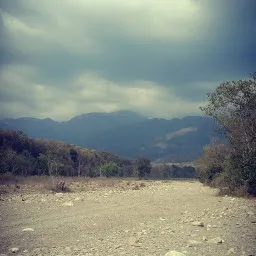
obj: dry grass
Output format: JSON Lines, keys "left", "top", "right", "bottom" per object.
{"left": 0, "top": 174, "right": 151, "bottom": 195}
{"left": 217, "top": 185, "right": 250, "bottom": 198}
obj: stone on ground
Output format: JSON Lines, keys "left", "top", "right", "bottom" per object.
{"left": 22, "top": 228, "right": 34, "bottom": 232}
{"left": 191, "top": 221, "right": 204, "bottom": 227}
{"left": 164, "top": 251, "right": 186, "bottom": 256}
{"left": 62, "top": 201, "right": 74, "bottom": 207}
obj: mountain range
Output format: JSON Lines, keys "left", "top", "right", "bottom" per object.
{"left": 0, "top": 111, "right": 222, "bottom": 162}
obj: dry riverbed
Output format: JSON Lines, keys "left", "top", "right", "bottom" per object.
{"left": 0, "top": 179, "right": 255, "bottom": 256}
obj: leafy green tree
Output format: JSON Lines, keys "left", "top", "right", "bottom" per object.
{"left": 200, "top": 73, "right": 256, "bottom": 194}
{"left": 137, "top": 156, "right": 151, "bottom": 178}
{"left": 100, "top": 161, "right": 119, "bottom": 178}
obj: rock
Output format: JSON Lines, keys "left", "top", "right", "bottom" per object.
{"left": 207, "top": 237, "right": 224, "bottom": 244}
{"left": 247, "top": 211, "right": 254, "bottom": 216}
{"left": 56, "top": 193, "right": 63, "bottom": 197}
{"left": 74, "top": 197, "right": 80, "bottom": 201}
{"left": 188, "top": 240, "right": 202, "bottom": 247}
{"left": 10, "top": 248, "right": 19, "bottom": 253}
{"left": 164, "top": 251, "right": 186, "bottom": 256}
{"left": 129, "top": 236, "right": 141, "bottom": 247}
{"left": 62, "top": 201, "right": 74, "bottom": 207}
{"left": 202, "top": 236, "right": 208, "bottom": 241}
{"left": 65, "top": 247, "right": 72, "bottom": 252}
{"left": 129, "top": 236, "right": 139, "bottom": 244}
{"left": 191, "top": 221, "right": 204, "bottom": 227}
{"left": 22, "top": 228, "right": 34, "bottom": 232}
{"left": 227, "top": 248, "right": 236, "bottom": 254}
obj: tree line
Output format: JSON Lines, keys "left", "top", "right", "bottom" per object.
{"left": 0, "top": 129, "right": 196, "bottom": 179}
{"left": 0, "top": 129, "right": 135, "bottom": 178}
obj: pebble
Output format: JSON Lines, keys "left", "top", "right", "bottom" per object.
{"left": 227, "top": 248, "right": 236, "bottom": 254}
{"left": 164, "top": 251, "right": 186, "bottom": 256}
{"left": 207, "top": 237, "right": 224, "bottom": 244}
{"left": 191, "top": 221, "right": 204, "bottom": 227}
{"left": 10, "top": 248, "right": 19, "bottom": 253}
{"left": 22, "top": 228, "right": 35, "bottom": 232}
{"left": 62, "top": 201, "right": 74, "bottom": 207}
{"left": 187, "top": 240, "right": 202, "bottom": 247}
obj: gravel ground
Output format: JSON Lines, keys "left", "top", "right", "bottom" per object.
{"left": 0, "top": 180, "right": 255, "bottom": 256}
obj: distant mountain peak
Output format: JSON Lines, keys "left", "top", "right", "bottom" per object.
{"left": 0, "top": 113, "right": 220, "bottom": 162}
{"left": 69, "top": 110, "right": 147, "bottom": 122}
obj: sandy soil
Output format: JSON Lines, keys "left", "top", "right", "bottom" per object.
{"left": 0, "top": 180, "right": 255, "bottom": 256}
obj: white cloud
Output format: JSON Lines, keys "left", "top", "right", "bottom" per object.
{"left": 1, "top": 0, "right": 249, "bottom": 120}
{"left": 0, "top": 64, "right": 204, "bottom": 120}
{"left": 1, "top": 0, "right": 207, "bottom": 55}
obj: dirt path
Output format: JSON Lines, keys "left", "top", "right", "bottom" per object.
{"left": 0, "top": 180, "right": 255, "bottom": 256}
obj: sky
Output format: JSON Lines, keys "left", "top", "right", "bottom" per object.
{"left": 0, "top": 0, "right": 255, "bottom": 121}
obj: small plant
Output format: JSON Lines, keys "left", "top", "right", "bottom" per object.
{"left": 140, "top": 182, "right": 146, "bottom": 187}
{"left": 46, "top": 179, "right": 71, "bottom": 193}
{"left": 132, "top": 184, "right": 140, "bottom": 190}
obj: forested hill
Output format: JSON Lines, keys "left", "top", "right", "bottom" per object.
{"left": 0, "top": 129, "right": 197, "bottom": 179}
{"left": 0, "top": 129, "right": 135, "bottom": 177}
{"left": 0, "top": 111, "right": 220, "bottom": 162}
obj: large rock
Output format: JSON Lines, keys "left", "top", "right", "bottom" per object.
{"left": 164, "top": 251, "right": 186, "bottom": 256}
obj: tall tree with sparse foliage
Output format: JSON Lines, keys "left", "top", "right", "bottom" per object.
{"left": 200, "top": 72, "right": 256, "bottom": 194}
{"left": 137, "top": 156, "right": 151, "bottom": 178}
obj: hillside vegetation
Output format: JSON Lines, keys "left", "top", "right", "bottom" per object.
{"left": 0, "top": 129, "right": 196, "bottom": 183}
{"left": 0, "top": 129, "right": 134, "bottom": 179}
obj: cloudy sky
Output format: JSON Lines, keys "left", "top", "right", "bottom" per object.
{"left": 0, "top": 0, "right": 255, "bottom": 121}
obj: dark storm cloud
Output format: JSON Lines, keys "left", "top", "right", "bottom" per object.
{"left": 0, "top": 0, "right": 255, "bottom": 120}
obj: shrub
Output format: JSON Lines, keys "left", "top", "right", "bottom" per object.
{"left": 46, "top": 179, "right": 71, "bottom": 193}
{"left": 100, "top": 162, "right": 120, "bottom": 178}
{"left": 196, "top": 142, "right": 231, "bottom": 185}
